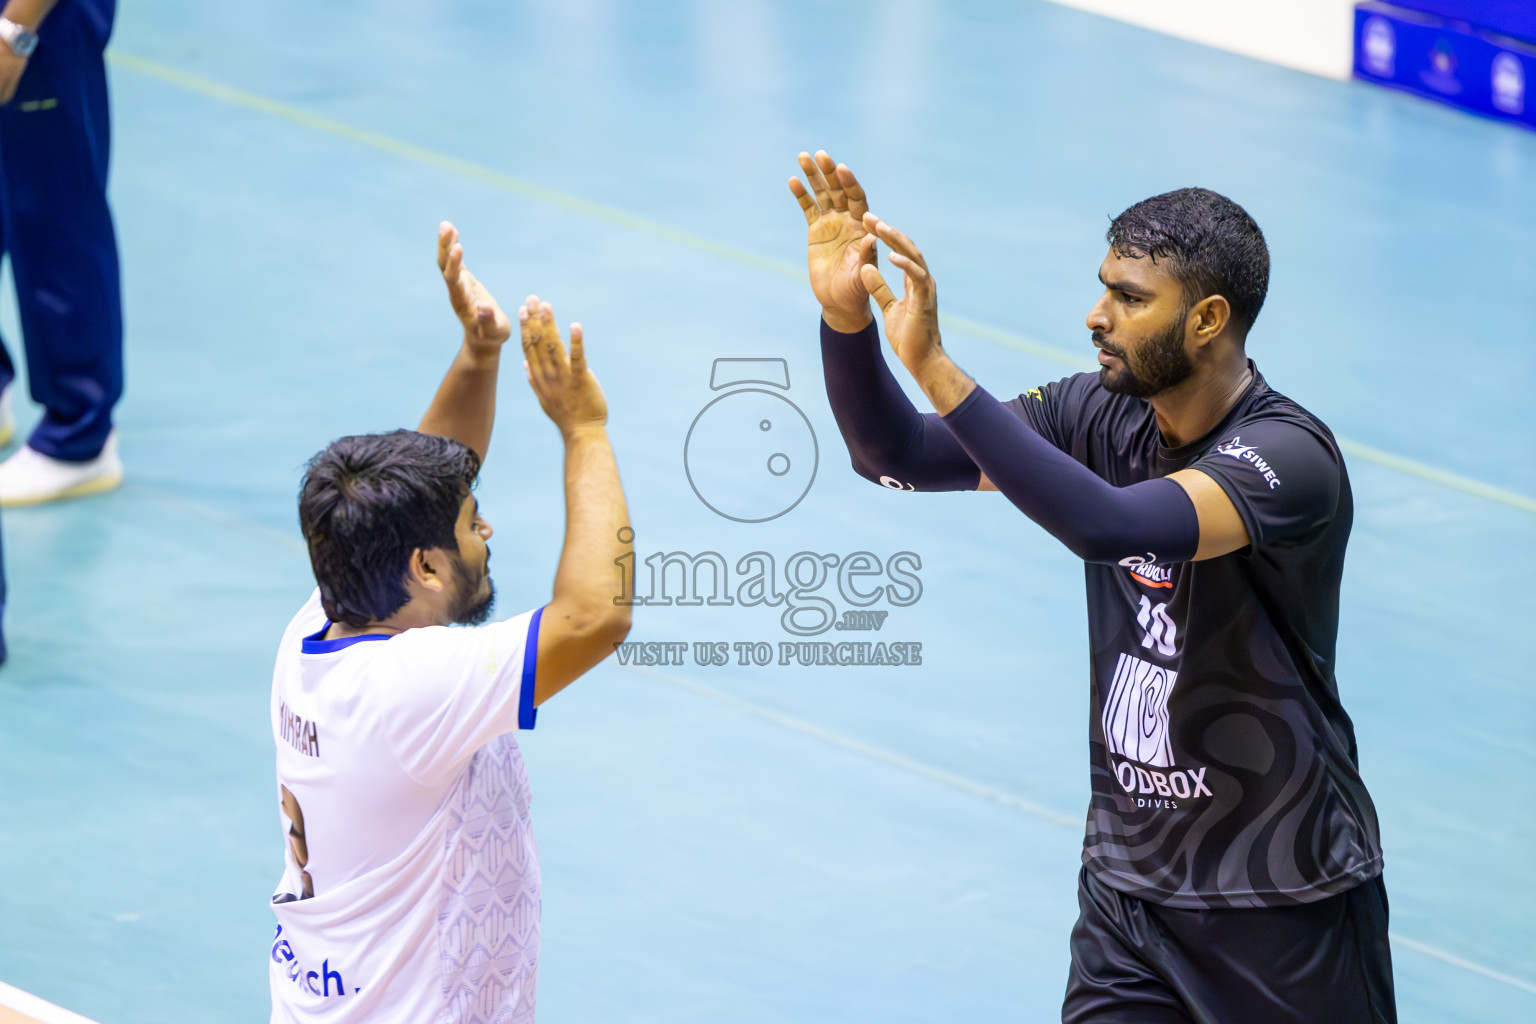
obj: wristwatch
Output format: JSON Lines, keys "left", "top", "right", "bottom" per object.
{"left": 0, "top": 17, "right": 38, "bottom": 59}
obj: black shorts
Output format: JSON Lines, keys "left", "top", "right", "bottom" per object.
{"left": 1062, "top": 868, "right": 1396, "bottom": 1024}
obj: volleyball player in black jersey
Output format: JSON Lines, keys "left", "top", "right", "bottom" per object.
{"left": 790, "top": 150, "right": 1395, "bottom": 1023}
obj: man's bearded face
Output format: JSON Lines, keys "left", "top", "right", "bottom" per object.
{"left": 1095, "top": 302, "right": 1193, "bottom": 398}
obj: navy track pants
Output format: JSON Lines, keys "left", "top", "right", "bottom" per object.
{"left": 0, "top": 0, "right": 122, "bottom": 463}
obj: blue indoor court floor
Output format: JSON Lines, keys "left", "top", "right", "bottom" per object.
{"left": 0, "top": 2, "right": 1532, "bottom": 1021}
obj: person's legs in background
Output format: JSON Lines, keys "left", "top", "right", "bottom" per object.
{"left": 0, "top": 0, "right": 122, "bottom": 506}
{"left": 0, "top": 196, "right": 13, "bottom": 449}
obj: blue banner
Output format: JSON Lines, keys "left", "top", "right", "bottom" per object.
{"left": 1355, "top": 2, "right": 1536, "bottom": 130}
{"left": 1387, "top": 2, "right": 1536, "bottom": 43}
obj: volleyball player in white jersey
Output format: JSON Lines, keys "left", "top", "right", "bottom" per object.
{"left": 267, "top": 223, "right": 631, "bottom": 1024}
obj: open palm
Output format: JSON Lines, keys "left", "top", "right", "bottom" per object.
{"left": 858, "top": 215, "right": 942, "bottom": 373}
{"left": 437, "top": 221, "right": 512, "bottom": 353}
{"left": 520, "top": 295, "right": 607, "bottom": 435}
{"left": 790, "top": 151, "right": 876, "bottom": 323}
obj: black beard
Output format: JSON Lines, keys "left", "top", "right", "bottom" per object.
{"left": 448, "top": 553, "right": 496, "bottom": 626}
{"left": 1096, "top": 313, "right": 1192, "bottom": 398}
{"left": 453, "top": 580, "right": 495, "bottom": 626}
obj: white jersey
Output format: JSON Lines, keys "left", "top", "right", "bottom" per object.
{"left": 268, "top": 590, "right": 544, "bottom": 1024}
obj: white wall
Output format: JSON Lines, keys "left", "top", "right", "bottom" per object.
{"left": 1043, "top": 0, "right": 1359, "bottom": 79}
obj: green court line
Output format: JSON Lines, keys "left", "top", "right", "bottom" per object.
{"left": 105, "top": 51, "right": 1536, "bottom": 517}
{"left": 106, "top": 52, "right": 802, "bottom": 285}
{"left": 1335, "top": 437, "right": 1536, "bottom": 512}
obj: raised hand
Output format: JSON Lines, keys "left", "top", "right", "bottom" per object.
{"left": 789, "top": 150, "right": 877, "bottom": 332}
{"left": 858, "top": 214, "right": 944, "bottom": 372}
{"left": 519, "top": 295, "right": 607, "bottom": 437}
{"left": 438, "top": 221, "right": 513, "bottom": 353}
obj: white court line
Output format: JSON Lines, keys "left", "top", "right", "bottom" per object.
{"left": 127, "top": 479, "right": 309, "bottom": 555}
{"left": 626, "top": 663, "right": 1079, "bottom": 827}
{"left": 629, "top": 664, "right": 1536, "bottom": 1000}
{"left": 1390, "top": 935, "right": 1536, "bottom": 997}
{"left": 0, "top": 982, "right": 101, "bottom": 1024}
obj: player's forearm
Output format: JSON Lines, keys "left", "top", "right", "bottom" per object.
{"left": 549, "top": 425, "right": 632, "bottom": 640}
{"left": 1, "top": 0, "right": 60, "bottom": 29}
{"left": 942, "top": 385, "right": 1200, "bottom": 565}
{"left": 821, "top": 318, "right": 981, "bottom": 491}
{"left": 906, "top": 345, "right": 979, "bottom": 417}
{"left": 417, "top": 338, "right": 499, "bottom": 461}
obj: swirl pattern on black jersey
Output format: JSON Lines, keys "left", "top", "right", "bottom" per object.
{"left": 1012, "top": 367, "right": 1382, "bottom": 909}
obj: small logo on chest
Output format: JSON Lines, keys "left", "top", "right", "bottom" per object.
{"left": 1215, "top": 435, "right": 1282, "bottom": 489}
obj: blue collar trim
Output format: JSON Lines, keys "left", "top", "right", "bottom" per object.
{"left": 301, "top": 623, "right": 393, "bottom": 654}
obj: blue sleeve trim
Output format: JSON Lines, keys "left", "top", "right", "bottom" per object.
{"left": 518, "top": 606, "right": 544, "bottom": 730}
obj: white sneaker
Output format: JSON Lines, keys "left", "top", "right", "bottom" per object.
{"left": 0, "top": 387, "right": 13, "bottom": 448}
{"left": 0, "top": 431, "right": 123, "bottom": 506}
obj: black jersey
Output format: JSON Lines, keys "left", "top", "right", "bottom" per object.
{"left": 1010, "top": 365, "right": 1382, "bottom": 909}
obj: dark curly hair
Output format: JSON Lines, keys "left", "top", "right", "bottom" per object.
{"left": 298, "top": 430, "right": 481, "bottom": 628}
{"left": 1107, "top": 188, "right": 1270, "bottom": 335}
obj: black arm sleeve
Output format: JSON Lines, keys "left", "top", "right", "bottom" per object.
{"left": 941, "top": 385, "right": 1200, "bottom": 565}
{"left": 821, "top": 318, "right": 982, "bottom": 491}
